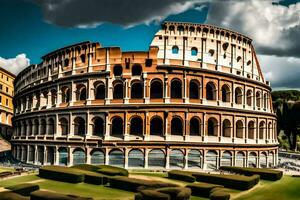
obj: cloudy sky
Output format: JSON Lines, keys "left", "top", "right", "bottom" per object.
{"left": 0, "top": 0, "right": 299, "bottom": 90}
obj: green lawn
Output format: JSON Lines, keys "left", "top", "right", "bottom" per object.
{"left": 0, "top": 167, "right": 15, "bottom": 173}
{"left": 0, "top": 173, "right": 299, "bottom": 200}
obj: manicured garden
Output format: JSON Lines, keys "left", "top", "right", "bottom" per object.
{"left": 0, "top": 165, "right": 298, "bottom": 200}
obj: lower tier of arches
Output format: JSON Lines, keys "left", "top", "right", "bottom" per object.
{"left": 12, "top": 144, "right": 278, "bottom": 170}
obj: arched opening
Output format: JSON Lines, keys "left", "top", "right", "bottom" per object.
{"left": 93, "top": 117, "right": 104, "bottom": 136}
{"left": 77, "top": 85, "right": 87, "bottom": 101}
{"left": 131, "top": 82, "right": 143, "bottom": 99}
{"left": 95, "top": 83, "right": 105, "bottom": 99}
{"left": 171, "top": 117, "right": 183, "bottom": 135}
{"left": 150, "top": 117, "right": 163, "bottom": 136}
{"left": 113, "top": 82, "right": 124, "bottom": 99}
{"left": 259, "top": 121, "right": 265, "bottom": 139}
{"left": 190, "top": 117, "right": 200, "bottom": 136}
{"left": 150, "top": 80, "right": 163, "bottom": 98}
{"left": 51, "top": 89, "right": 57, "bottom": 106}
{"left": 33, "top": 119, "right": 39, "bottom": 135}
{"left": 206, "top": 82, "right": 216, "bottom": 100}
{"left": 263, "top": 93, "right": 267, "bottom": 109}
{"left": 189, "top": 80, "right": 199, "bottom": 99}
{"left": 130, "top": 117, "right": 143, "bottom": 136}
{"left": 37, "top": 146, "right": 44, "bottom": 165}
{"left": 260, "top": 152, "right": 268, "bottom": 168}
{"left": 58, "top": 147, "right": 68, "bottom": 166}
{"left": 207, "top": 117, "right": 218, "bottom": 136}
{"left": 246, "top": 90, "right": 252, "bottom": 106}
{"left": 128, "top": 149, "right": 144, "bottom": 168}
{"left": 268, "top": 122, "right": 272, "bottom": 140}
{"left": 47, "top": 118, "right": 55, "bottom": 135}
{"left": 27, "top": 120, "right": 33, "bottom": 136}
{"left": 248, "top": 152, "right": 257, "bottom": 168}
{"left": 236, "top": 152, "right": 245, "bottom": 167}
{"left": 172, "top": 46, "right": 179, "bottom": 54}
{"left": 221, "top": 85, "right": 230, "bottom": 102}
{"left": 171, "top": 79, "right": 182, "bottom": 98}
{"left": 248, "top": 121, "right": 255, "bottom": 139}
{"left": 73, "top": 149, "right": 86, "bottom": 165}
{"left": 188, "top": 150, "right": 202, "bottom": 169}
{"left": 62, "top": 87, "right": 71, "bottom": 103}
{"left": 235, "top": 87, "right": 243, "bottom": 104}
{"left": 80, "top": 54, "right": 86, "bottom": 63}
{"left": 47, "top": 147, "right": 54, "bottom": 165}
{"left": 91, "top": 150, "right": 105, "bottom": 165}
{"left": 40, "top": 119, "right": 46, "bottom": 135}
{"left": 28, "top": 146, "right": 35, "bottom": 163}
{"left": 148, "top": 149, "right": 165, "bottom": 168}
{"left": 221, "top": 151, "right": 232, "bottom": 166}
{"left": 191, "top": 47, "right": 198, "bottom": 56}
{"left": 132, "top": 64, "right": 142, "bottom": 76}
{"left": 74, "top": 117, "right": 86, "bottom": 136}
{"left": 22, "top": 146, "right": 27, "bottom": 162}
{"left": 236, "top": 120, "right": 244, "bottom": 138}
{"left": 113, "top": 65, "right": 123, "bottom": 76}
{"left": 256, "top": 91, "right": 261, "bottom": 108}
{"left": 111, "top": 117, "right": 123, "bottom": 136}
{"left": 206, "top": 150, "right": 218, "bottom": 170}
{"left": 60, "top": 118, "right": 69, "bottom": 136}
{"left": 170, "top": 149, "right": 184, "bottom": 169}
{"left": 222, "top": 119, "right": 231, "bottom": 137}
{"left": 268, "top": 152, "right": 274, "bottom": 167}
{"left": 109, "top": 149, "right": 124, "bottom": 167}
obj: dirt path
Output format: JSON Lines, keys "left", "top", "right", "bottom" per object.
{"left": 231, "top": 182, "right": 266, "bottom": 200}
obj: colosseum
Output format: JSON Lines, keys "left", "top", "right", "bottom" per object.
{"left": 11, "top": 22, "right": 278, "bottom": 170}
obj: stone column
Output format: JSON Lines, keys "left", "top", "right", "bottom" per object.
{"left": 124, "top": 148, "right": 129, "bottom": 169}
{"left": 54, "top": 146, "right": 59, "bottom": 165}
{"left": 165, "top": 149, "right": 170, "bottom": 169}
{"left": 105, "top": 148, "right": 109, "bottom": 165}
{"left": 104, "top": 113, "right": 110, "bottom": 139}
{"left": 164, "top": 77, "right": 170, "bottom": 103}
{"left": 183, "top": 72, "right": 189, "bottom": 103}
{"left": 144, "top": 149, "right": 149, "bottom": 169}
{"left": 124, "top": 79, "right": 129, "bottom": 104}
{"left": 68, "top": 147, "right": 73, "bottom": 166}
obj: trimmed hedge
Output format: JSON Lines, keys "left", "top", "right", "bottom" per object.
{"left": 209, "top": 188, "right": 230, "bottom": 200}
{"left": 71, "top": 164, "right": 101, "bottom": 173}
{"left": 0, "top": 191, "right": 29, "bottom": 200}
{"left": 39, "top": 166, "right": 84, "bottom": 183}
{"left": 168, "top": 170, "right": 196, "bottom": 183}
{"left": 30, "top": 190, "right": 93, "bottom": 200}
{"left": 97, "top": 165, "right": 129, "bottom": 176}
{"left": 5, "top": 183, "right": 39, "bottom": 196}
{"left": 192, "top": 172, "right": 260, "bottom": 190}
{"left": 186, "top": 182, "right": 224, "bottom": 198}
{"left": 220, "top": 166, "right": 283, "bottom": 181}
{"left": 83, "top": 171, "right": 108, "bottom": 185}
{"left": 136, "top": 190, "right": 170, "bottom": 200}
{"left": 0, "top": 171, "right": 13, "bottom": 178}
{"left": 109, "top": 176, "right": 178, "bottom": 192}
{"left": 157, "top": 187, "right": 191, "bottom": 200}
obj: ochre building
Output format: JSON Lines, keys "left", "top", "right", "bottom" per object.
{"left": 0, "top": 67, "right": 15, "bottom": 139}
{"left": 11, "top": 22, "right": 278, "bottom": 170}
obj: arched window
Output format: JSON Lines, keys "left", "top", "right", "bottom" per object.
{"left": 47, "top": 118, "right": 55, "bottom": 135}
{"left": 150, "top": 117, "right": 163, "bottom": 135}
{"left": 64, "top": 59, "right": 69, "bottom": 67}
{"left": 132, "top": 64, "right": 142, "bottom": 76}
{"left": 47, "top": 147, "right": 54, "bottom": 165}
{"left": 93, "top": 117, "right": 104, "bottom": 136}
{"left": 90, "top": 150, "right": 105, "bottom": 165}
{"left": 95, "top": 83, "right": 105, "bottom": 99}
{"left": 263, "top": 93, "right": 267, "bottom": 109}
{"left": 221, "top": 85, "right": 230, "bottom": 102}
{"left": 170, "top": 149, "right": 184, "bottom": 169}
{"left": 74, "top": 117, "right": 86, "bottom": 136}
{"left": 113, "top": 82, "right": 124, "bottom": 99}
{"left": 259, "top": 121, "right": 265, "bottom": 139}
{"left": 236, "top": 120, "right": 244, "bottom": 138}
{"left": 256, "top": 91, "right": 261, "bottom": 108}
{"left": 73, "top": 149, "right": 86, "bottom": 165}
{"left": 222, "top": 119, "right": 231, "bottom": 137}
{"left": 60, "top": 118, "right": 69, "bottom": 136}
{"left": 207, "top": 117, "right": 218, "bottom": 136}
{"left": 248, "top": 152, "right": 257, "bottom": 168}
{"left": 58, "top": 147, "right": 68, "bottom": 166}
{"left": 171, "top": 79, "right": 182, "bottom": 98}
{"left": 33, "top": 119, "right": 39, "bottom": 135}
{"left": 113, "top": 65, "right": 123, "bottom": 76}
{"left": 206, "top": 150, "right": 218, "bottom": 170}
{"left": 236, "top": 152, "right": 245, "bottom": 167}
{"left": 62, "top": 87, "right": 71, "bottom": 103}
{"left": 131, "top": 82, "right": 143, "bottom": 99}
{"left": 150, "top": 80, "right": 163, "bottom": 99}
{"left": 206, "top": 82, "right": 216, "bottom": 100}
{"left": 221, "top": 151, "right": 232, "bottom": 167}
{"left": 235, "top": 87, "right": 243, "bottom": 104}
{"left": 171, "top": 117, "right": 183, "bottom": 135}
{"left": 268, "top": 152, "right": 274, "bottom": 167}
{"left": 37, "top": 146, "right": 44, "bottom": 165}
{"left": 246, "top": 90, "right": 252, "bottom": 106}
{"left": 130, "top": 117, "right": 143, "bottom": 136}
{"left": 128, "top": 149, "right": 144, "bottom": 168}
{"left": 40, "top": 119, "right": 46, "bottom": 135}
{"left": 189, "top": 80, "right": 199, "bottom": 99}
{"left": 109, "top": 149, "right": 124, "bottom": 167}
{"left": 172, "top": 46, "right": 179, "bottom": 54}
{"left": 28, "top": 146, "right": 35, "bottom": 163}
{"left": 148, "top": 149, "right": 165, "bottom": 168}
{"left": 191, "top": 47, "right": 198, "bottom": 56}
{"left": 190, "top": 117, "right": 200, "bottom": 136}
{"left": 248, "top": 121, "right": 255, "bottom": 139}
{"left": 51, "top": 89, "right": 57, "bottom": 106}
{"left": 268, "top": 122, "right": 272, "bottom": 140}
{"left": 111, "top": 117, "right": 123, "bottom": 136}
{"left": 188, "top": 150, "right": 202, "bottom": 169}
{"left": 77, "top": 85, "right": 87, "bottom": 101}
{"left": 260, "top": 152, "right": 268, "bottom": 168}
{"left": 80, "top": 54, "right": 86, "bottom": 63}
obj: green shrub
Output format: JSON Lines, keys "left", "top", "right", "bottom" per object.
{"left": 192, "top": 172, "right": 260, "bottom": 190}
{"left": 30, "top": 190, "right": 93, "bottom": 200}
{"left": 39, "top": 166, "right": 84, "bottom": 183}
{"left": 209, "top": 188, "right": 230, "bottom": 200}
{"left": 5, "top": 183, "right": 39, "bottom": 196}
{"left": 157, "top": 187, "right": 191, "bottom": 200}
{"left": 83, "top": 171, "right": 108, "bottom": 185}
{"left": 138, "top": 190, "right": 170, "bottom": 200}
{"left": 168, "top": 170, "right": 196, "bottom": 183}
{"left": 220, "top": 166, "right": 283, "bottom": 181}
{"left": 71, "top": 164, "right": 101, "bottom": 172}
{"left": 109, "top": 176, "right": 178, "bottom": 192}
{"left": 0, "top": 191, "right": 29, "bottom": 200}
{"left": 97, "top": 165, "right": 129, "bottom": 176}
{"left": 186, "top": 182, "right": 224, "bottom": 198}
{"left": 134, "top": 192, "right": 143, "bottom": 200}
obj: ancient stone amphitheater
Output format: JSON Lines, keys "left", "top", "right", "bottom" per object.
{"left": 11, "top": 22, "right": 278, "bottom": 170}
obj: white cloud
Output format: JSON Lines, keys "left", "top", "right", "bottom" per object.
{"left": 0, "top": 54, "right": 30, "bottom": 75}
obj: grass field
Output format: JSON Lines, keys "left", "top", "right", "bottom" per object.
{"left": 0, "top": 172, "right": 299, "bottom": 200}
{"left": 0, "top": 167, "right": 15, "bottom": 173}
